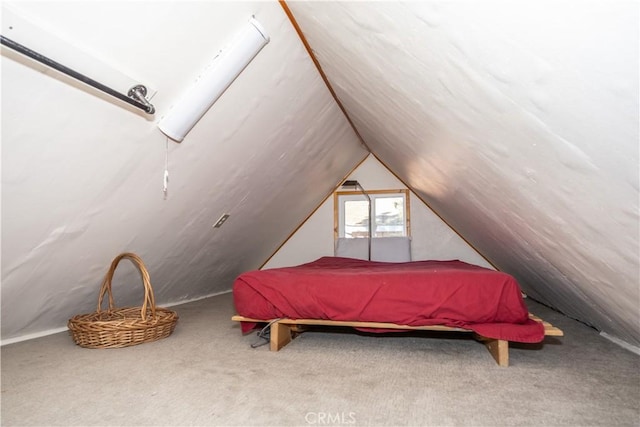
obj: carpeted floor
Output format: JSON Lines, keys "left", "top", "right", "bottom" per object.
{"left": 1, "top": 292, "right": 638, "bottom": 426}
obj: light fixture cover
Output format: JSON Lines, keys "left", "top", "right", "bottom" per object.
{"left": 158, "top": 18, "right": 269, "bottom": 142}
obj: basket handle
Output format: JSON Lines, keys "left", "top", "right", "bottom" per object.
{"left": 97, "top": 253, "right": 156, "bottom": 321}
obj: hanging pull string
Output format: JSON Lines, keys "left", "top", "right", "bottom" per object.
{"left": 163, "top": 136, "right": 169, "bottom": 199}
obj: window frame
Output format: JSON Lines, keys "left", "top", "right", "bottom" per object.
{"left": 333, "top": 189, "right": 411, "bottom": 241}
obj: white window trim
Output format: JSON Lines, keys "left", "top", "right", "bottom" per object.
{"left": 334, "top": 189, "right": 410, "bottom": 240}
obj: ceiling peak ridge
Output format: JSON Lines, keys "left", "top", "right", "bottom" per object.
{"left": 279, "top": 0, "right": 371, "bottom": 153}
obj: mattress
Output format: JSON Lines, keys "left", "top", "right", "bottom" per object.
{"left": 233, "top": 257, "right": 545, "bottom": 343}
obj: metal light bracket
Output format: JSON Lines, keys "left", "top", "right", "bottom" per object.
{"left": 128, "top": 85, "right": 155, "bottom": 114}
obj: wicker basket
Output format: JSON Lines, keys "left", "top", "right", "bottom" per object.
{"left": 68, "top": 253, "right": 178, "bottom": 348}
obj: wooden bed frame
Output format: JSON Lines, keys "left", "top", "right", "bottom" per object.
{"left": 231, "top": 313, "right": 563, "bottom": 367}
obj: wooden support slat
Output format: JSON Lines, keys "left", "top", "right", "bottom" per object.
{"left": 232, "top": 314, "right": 563, "bottom": 335}
{"left": 231, "top": 315, "right": 468, "bottom": 332}
{"left": 289, "top": 324, "right": 308, "bottom": 334}
{"left": 530, "top": 313, "right": 564, "bottom": 336}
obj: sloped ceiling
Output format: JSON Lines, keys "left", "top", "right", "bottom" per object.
{"left": 1, "top": 1, "right": 366, "bottom": 341}
{"left": 286, "top": 1, "right": 639, "bottom": 346}
{"left": 1, "top": 0, "right": 638, "bottom": 349}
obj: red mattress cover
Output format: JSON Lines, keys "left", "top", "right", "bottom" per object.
{"left": 233, "top": 257, "right": 544, "bottom": 343}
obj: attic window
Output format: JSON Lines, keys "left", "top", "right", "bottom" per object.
{"left": 334, "top": 189, "right": 410, "bottom": 240}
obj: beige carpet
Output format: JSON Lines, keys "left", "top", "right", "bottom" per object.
{"left": 1, "top": 292, "right": 638, "bottom": 426}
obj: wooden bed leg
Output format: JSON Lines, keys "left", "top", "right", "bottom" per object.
{"left": 270, "top": 322, "right": 293, "bottom": 351}
{"left": 474, "top": 334, "right": 509, "bottom": 367}
{"left": 485, "top": 339, "right": 509, "bottom": 367}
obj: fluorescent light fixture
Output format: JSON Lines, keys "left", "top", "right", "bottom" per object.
{"left": 158, "top": 17, "right": 269, "bottom": 142}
